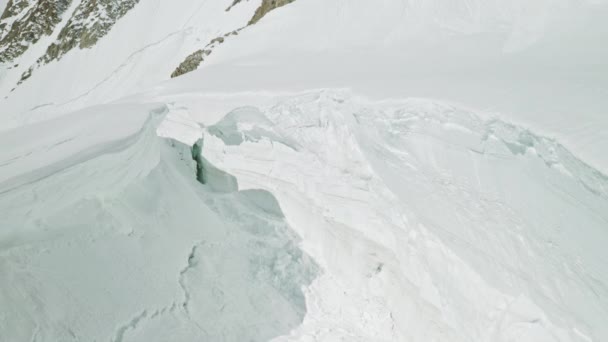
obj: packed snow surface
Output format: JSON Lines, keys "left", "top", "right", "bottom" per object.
{"left": 1, "top": 0, "right": 607, "bottom": 341}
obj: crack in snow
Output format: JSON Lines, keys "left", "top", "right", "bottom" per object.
{"left": 178, "top": 244, "right": 199, "bottom": 315}
{"left": 112, "top": 310, "right": 148, "bottom": 342}
{"left": 176, "top": 242, "right": 209, "bottom": 336}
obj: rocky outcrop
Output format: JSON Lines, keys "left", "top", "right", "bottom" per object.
{"left": 40, "top": 0, "right": 140, "bottom": 63}
{"left": 0, "top": 0, "right": 72, "bottom": 63}
{"left": 171, "top": 49, "right": 208, "bottom": 78}
{"left": 6, "top": 0, "right": 141, "bottom": 88}
{"left": 1, "top": 0, "right": 30, "bottom": 23}
{"left": 170, "top": 31, "right": 239, "bottom": 78}
{"left": 225, "top": 0, "right": 242, "bottom": 12}
{"left": 171, "top": 0, "right": 297, "bottom": 79}
{"left": 249, "top": 0, "right": 295, "bottom": 25}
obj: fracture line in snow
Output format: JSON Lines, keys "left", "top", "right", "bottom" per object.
{"left": 178, "top": 244, "right": 199, "bottom": 315}
{"left": 177, "top": 242, "right": 210, "bottom": 336}
{"left": 112, "top": 310, "right": 148, "bottom": 342}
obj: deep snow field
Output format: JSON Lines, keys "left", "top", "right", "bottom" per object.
{"left": 1, "top": 0, "right": 607, "bottom": 341}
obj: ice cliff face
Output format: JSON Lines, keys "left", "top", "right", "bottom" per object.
{"left": 0, "top": 103, "right": 317, "bottom": 341}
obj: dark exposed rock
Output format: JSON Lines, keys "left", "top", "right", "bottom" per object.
{"left": 224, "top": 30, "right": 239, "bottom": 37}
{"left": 0, "top": 0, "right": 73, "bottom": 63}
{"left": 225, "top": 0, "right": 242, "bottom": 12}
{"left": 210, "top": 36, "right": 224, "bottom": 45}
{"left": 170, "top": 49, "right": 210, "bottom": 79}
{"left": 248, "top": 0, "right": 295, "bottom": 25}
{"left": 1, "top": 0, "right": 30, "bottom": 21}
{"left": 171, "top": 0, "right": 297, "bottom": 79}
{"left": 18, "top": 65, "right": 32, "bottom": 82}
{"left": 170, "top": 30, "right": 234, "bottom": 79}
{"left": 6, "top": 0, "right": 141, "bottom": 87}
{"left": 40, "top": 0, "right": 140, "bottom": 63}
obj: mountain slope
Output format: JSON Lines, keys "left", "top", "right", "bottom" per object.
{"left": 0, "top": 0, "right": 607, "bottom": 341}
{"left": 0, "top": 0, "right": 72, "bottom": 63}
{"left": 189, "top": 0, "right": 608, "bottom": 173}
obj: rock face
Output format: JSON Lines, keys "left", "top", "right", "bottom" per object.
{"left": 170, "top": 31, "right": 238, "bottom": 78}
{"left": 40, "top": 0, "right": 140, "bottom": 63}
{"left": 0, "top": 0, "right": 29, "bottom": 25}
{"left": 171, "top": 49, "right": 207, "bottom": 78}
{"left": 249, "top": 0, "right": 295, "bottom": 25}
{"left": 0, "top": 0, "right": 141, "bottom": 87}
{"left": 225, "top": 0, "right": 242, "bottom": 12}
{"left": 0, "top": 0, "right": 72, "bottom": 63}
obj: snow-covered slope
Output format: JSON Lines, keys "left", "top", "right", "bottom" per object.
{"left": 186, "top": 0, "right": 608, "bottom": 173}
{"left": 1, "top": 0, "right": 607, "bottom": 341}
{"left": 0, "top": 0, "right": 260, "bottom": 125}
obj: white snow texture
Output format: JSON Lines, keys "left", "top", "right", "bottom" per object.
{"left": 0, "top": 0, "right": 607, "bottom": 341}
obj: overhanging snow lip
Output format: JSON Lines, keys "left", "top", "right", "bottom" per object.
{"left": 0, "top": 102, "right": 168, "bottom": 192}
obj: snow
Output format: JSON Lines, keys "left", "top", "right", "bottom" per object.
{"left": 1, "top": 0, "right": 607, "bottom": 341}
{"left": 0, "top": 0, "right": 259, "bottom": 127}
{"left": 0, "top": 102, "right": 316, "bottom": 341}
{"left": 180, "top": 0, "right": 608, "bottom": 174}
{"left": 0, "top": 0, "right": 37, "bottom": 43}
{"left": 197, "top": 91, "right": 608, "bottom": 341}
{"left": 0, "top": 0, "right": 82, "bottom": 104}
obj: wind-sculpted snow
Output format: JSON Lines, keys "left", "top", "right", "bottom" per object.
{"left": 0, "top": 102, "right": 317, "bottom": 341}
{"left": 198, "top": 90, "right": 608, "bottom": 341}
{"left": 0, "top": 0, "right": 606, "bottom": 340}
